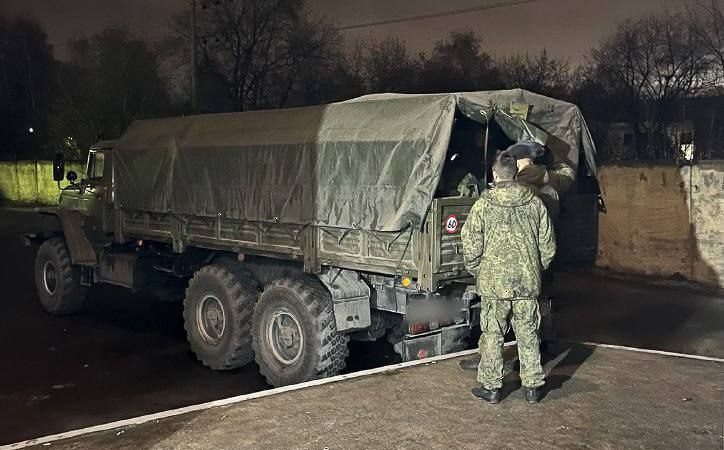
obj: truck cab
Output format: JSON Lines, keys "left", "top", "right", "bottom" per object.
{"left": 57, "top": 142, "right": 117, "bottom": 246}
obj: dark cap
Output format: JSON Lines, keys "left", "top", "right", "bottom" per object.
{"left": 505, "top": 140, "right": 545, "bottom": 160}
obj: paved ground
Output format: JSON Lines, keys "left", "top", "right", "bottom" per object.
{"left": 552, "top": 271, "right": 724, "bottom": 358}
{"left": 0, "top": 209, "right": 396, "bottom": 445}
{"left": 1, "top": 208, "right": 722, "bottom": 446}
{"left": 23, "top": 344, "right": 724, "bottom": 450}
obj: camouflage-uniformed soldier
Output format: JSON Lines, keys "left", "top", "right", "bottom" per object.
{"left": 461, "top": 152, "right": 556, "bottom": 404}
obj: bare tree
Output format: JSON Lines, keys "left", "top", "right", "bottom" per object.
{"left": 688, "top": 1, "right": 724, "bottom": 90}
{"left": 280, "top": 39, "right": 364, "bottom": 107}
{"left": 268, "top": 15, "right": 343, "bottom": 107}
{"left": 587, "top": 12, "right": 716, "bottom": 158}
{"left": 418, "top": 31, "right": 501, "bottom": 93}
{"left": 499, "top": 50, "right": 573, "bottom": 99}
{"left": 359, "top": 37, "right": 419, "bottom": 93}
{"left": 0, "top": 17, "right": 54, "bottom": 159}
{"left": 174, "top": 0, "right": 340, "bottom": 112}
{"left": 51, "top": 28, "right": 170, "bottom": 158}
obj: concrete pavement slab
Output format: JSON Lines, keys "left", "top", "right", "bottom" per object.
{"left": 15, "top": 343, "right": 723, "bottom": 450}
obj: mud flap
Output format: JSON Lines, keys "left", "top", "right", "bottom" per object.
{"left": 58, "top": 210, "right": 97, "bottom": 265}
{"left": 317, "top": 269, "right": 372, "bottom": 332}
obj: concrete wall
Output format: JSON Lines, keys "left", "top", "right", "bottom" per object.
{"left": 597, "top": 161, "right": 724, "bottom": 288}
{"left": 0, "top": 161, "right": 85, "bottom": 205}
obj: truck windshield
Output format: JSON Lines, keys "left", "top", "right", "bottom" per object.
{"left": 87, "top": 151, "right": 104, "bottom": 179}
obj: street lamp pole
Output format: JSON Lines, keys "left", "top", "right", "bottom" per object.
{"left": 190, "top": 0, "right": 198, "bottom": 113}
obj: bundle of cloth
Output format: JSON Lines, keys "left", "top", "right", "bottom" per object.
{"left": 501, "top": 140, "right": 574, "bottom": 218}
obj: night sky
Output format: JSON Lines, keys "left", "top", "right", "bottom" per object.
{"left": 3, "top": 0, "right": 711, "bottom": 62}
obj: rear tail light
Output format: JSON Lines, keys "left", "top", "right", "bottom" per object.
{"left": 409, "top": 319, "right": 452, "bottom": 335}
{"left": 408, "top": 322, "right": 430, "bottom": 335}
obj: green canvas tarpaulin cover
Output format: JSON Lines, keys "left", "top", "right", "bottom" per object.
{"left": 114, "top": 89, "right": 597, "bottom": 232}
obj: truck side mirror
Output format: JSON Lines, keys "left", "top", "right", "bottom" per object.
{"left": 67, "top": 171, "right": 78, "bottom": 184}
{"left": 53, "top": 153, "right": 65, "bottom": 182}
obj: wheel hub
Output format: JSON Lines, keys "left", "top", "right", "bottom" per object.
{"left": 197, "top": 294, "right": 226, "bottom": 345}
{"left": 267, "top": 309, "right": 303, "bottom": 365}
{"left": 43, "top": 261, "right": 57, "bottom": 295}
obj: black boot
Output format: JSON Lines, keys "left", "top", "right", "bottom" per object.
{"left": 458, "top": 356, "right": 480, "bottom": 371}
{"left": 524, "top": 387, "right": 541, "bottom": 404}
{"left": 471, "top": 387, "right": 501, "bottom": 404}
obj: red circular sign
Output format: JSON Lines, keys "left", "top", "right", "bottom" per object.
{"left": 444, "top": 215, "right": 459, "bottom": 234}
{"left": 417, "top": 349, "right": 428, "bottom": 359}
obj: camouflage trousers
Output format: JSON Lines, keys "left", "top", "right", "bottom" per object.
{"left": 477, "top": 298, "right": 545, "bottom": 390}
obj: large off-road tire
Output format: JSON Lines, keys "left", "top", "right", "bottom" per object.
{"left": 34, "top": 237, "right": 86, "bottom": 315}
{"left": 184, "top": 264, "right": 258, "bottom": 370}
{"left": 252, "top": 276, "right": 349, "bottom": 387}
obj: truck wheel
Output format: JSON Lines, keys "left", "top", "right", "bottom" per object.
{"left": 252, "top": 276, "right": 349, "bottom": 387}
{"left": 184, "top": 264, "right": 258, "bottom": 370}
{"left": 34, "top": 237, "right": 86, "bottom": 315}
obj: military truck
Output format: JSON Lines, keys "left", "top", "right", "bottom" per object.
{"left": 27, "top": 90, "right": 599, "bottom": 387}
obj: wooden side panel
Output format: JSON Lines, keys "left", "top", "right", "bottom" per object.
{"left": 120, "top": 210, "right": 303, "bottom": 259}
{"left": 317, "top": 227, "right": 418, "bottom": 276}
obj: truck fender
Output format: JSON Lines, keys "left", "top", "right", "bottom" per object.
{"left": 316, "top": 269, "right": 372, "bottom": 333}
{"left": 56, "top": 210, "right": 97, "bottom": 265}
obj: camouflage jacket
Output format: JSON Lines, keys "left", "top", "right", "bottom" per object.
{"left": 516, "top": 158, "right": 575, "bottom": 218}
{"left": 461, "top": 181, "right": 556, "bottom": 300}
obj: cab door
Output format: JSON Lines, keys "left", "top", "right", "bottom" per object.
{"left": 58, "top": 149, "right": 110, "bottom": 243}
{"left": 83, "top": 149, "right": 114, "bottom": 242}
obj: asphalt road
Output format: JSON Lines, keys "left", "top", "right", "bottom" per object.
{"left": 0, "top": 208, "right": 721, "bottom": 445}
{"left": 0, "top": 209, "right": 397, "bottom": 445}
{"left": 552, "top": 271, "right": 724, "bottom": 359}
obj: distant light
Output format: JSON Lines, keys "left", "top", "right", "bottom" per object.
{"left": 28, "top": 127, "right": 34, "bottom": 133}
{"left": 680, "top": 144, "right": 694, "bottom": 161}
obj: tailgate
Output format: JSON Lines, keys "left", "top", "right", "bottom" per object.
{"left": 417, "top": 197, "right": 476, "bottom": 290}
